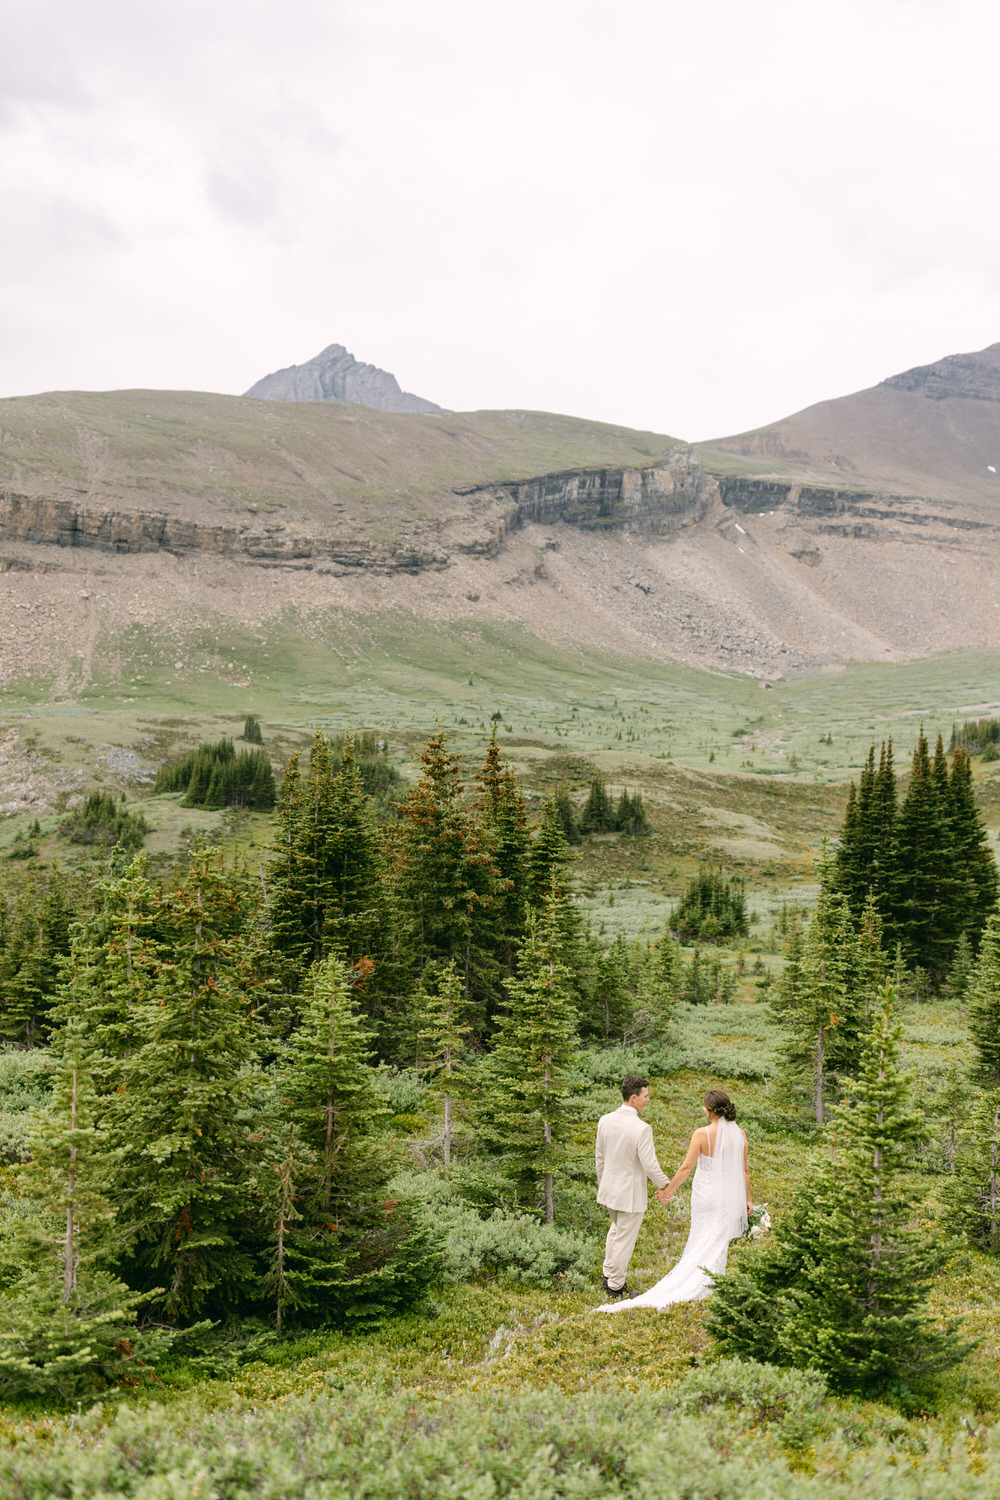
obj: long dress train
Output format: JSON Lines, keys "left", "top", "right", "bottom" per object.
{"left": 597, "top": 1116, "right": 748, "bottom": 1312}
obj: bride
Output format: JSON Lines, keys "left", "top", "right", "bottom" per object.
{"left": 598, "top": 1088, "right": 751, "bottom": 1312}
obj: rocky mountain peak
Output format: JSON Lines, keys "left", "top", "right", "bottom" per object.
{"left": 878, "top": 341, "right": 1000, "bottom": 402}
{"left": 243, "top": 343, "right": 443, "bottom": 413}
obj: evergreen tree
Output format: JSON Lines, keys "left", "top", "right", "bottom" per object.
{"left": 777, "top": 865, "right": 865, "bottom": 1123}
{"left": 107, "top": 854, "right": 259, "bottom": 1319}
{"left": 273, "top": 955, "right": 437, "bottom": 1324}
{"left": 526, "top": 797, "right": 572, "bottom": 910}
{"left": 835, "top": 740, "right": 898, "bottom": 922}
{"left": 0, "top": 1018, "right": 177, "bottom": 1395}
{"left": 481, "top": 886, "right": 579, "bottom": 1222}
{"left": 931, "top": 1062, "right": 967, "bottom": 1176}
{"left": 552, "top": 787, "right": 581, "bottom": 844}
{"left": 949, "top": 746, "right": 999, "bottom": 945}
{"left": 0, "top": 868, "right": 76, "bottom": 1047}
{"left": 950, "top": 1090, "right": 1000, "bottom": 1253}
{"left": 589, "top": 937, "right": 632, "bottom": 1042}
{"left": 770, "top": 910, "right": 805, "bottom": 1022}
{"left": 260, "top": 1123, "right": 315, "bottom": 1334}
{"left": 396, "top": 730, "right": 500, "bottom": 1024}
{"left": 614, "top": 788, "right": 649, "bottom": 835}
{"left": 670, "top": 867, "right": 748, "bottom": 943}
{"left": 857, "top": 891, "right": 888, "bottom": 1024}
{"left": 579, "top": 775, "right": 614, "bottom": 834}
{"left": 53, "top": 853, "right": 164, "bottom": 1089}
{"left": 648, "top": 929, "right": 683, "bottom": 1030}
{"left": 269, "top": 734, "right": 385, "bottom": 982}
{"left": 58, "top": 791, "right": 149, "bottom": 851}
{"left": 155, "top": 737, "right": 274, "bottom": 810}
{"left": 709, "top": 981, "right": 969, "bottom": 1391}
{"left": 872, "top": 739, "right": 898, "bottom": 907}
{"left": 889, "top": 730, "right": 962, "bottom": 982}
{"left": 418, "top": 960, "right": 472, "bottom": 1165}
{"left": 473, "top": 731, "right": 531, "bottom": 975}
{"left": 243, "top": 714, "right": 265, "bottom": 744}
{"left": 943, "top": 930, "right": 975, "bottom": 1006}
{"left": 968, "top": 911, "right": 1000, "bottom": 1086}
{"left": 276, "top": 955, "right": 385, "bottom": 1217}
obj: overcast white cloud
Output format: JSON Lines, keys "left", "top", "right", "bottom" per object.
{"left": 1, "top": 0, "right": 998, "bottom": 437}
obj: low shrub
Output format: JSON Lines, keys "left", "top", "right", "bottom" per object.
{"left": 2, "top": 1379, "right": 999, "bottom": 1497}
{"left": 670, "top": 1357, "right": 829, "bottom": 1448}
{"left": 0, "top": 1050, "right": 56, "bottom": 1165}
{"left": 437, "top": 1204, "right": 595, "bottom": 1289}
{"left": 373, "top": 1064, "right": 429, "bottom": 1118}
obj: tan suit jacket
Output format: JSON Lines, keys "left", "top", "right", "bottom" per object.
{"left": 595, "top": 1103, "right": 669, "bottom": 1213}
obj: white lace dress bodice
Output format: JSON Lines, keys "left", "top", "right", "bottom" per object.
{"left": 598, "top": 1118, "right": 748, "bottom": 1313}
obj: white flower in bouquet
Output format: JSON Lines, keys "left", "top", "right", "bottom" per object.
{"left": 744, "top": 1205, "right": 771, "bottom": 1241}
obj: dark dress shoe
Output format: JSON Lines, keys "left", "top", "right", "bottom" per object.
{"left": 605, "top": 1282, "right": 630, "bottom": 1299}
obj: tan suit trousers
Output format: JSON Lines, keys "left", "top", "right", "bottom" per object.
{"left": 602, "top": 1208, "right": 644, "bottom": 1289}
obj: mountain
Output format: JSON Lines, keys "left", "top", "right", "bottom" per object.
{"left": 4, "top": 341, "right": 1000, "bottom": 701}
{"left": 243, "top": 343, "right": 443, "bottom": 413}
{"left": 697, "top": 341, "right": 1000, "bottom": 509}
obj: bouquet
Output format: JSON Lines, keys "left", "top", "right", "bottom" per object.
{"left": 743, "top": 1204, "right": 771, "bottom": 1241}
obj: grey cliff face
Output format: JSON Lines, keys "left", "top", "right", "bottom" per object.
{"left": 878, "top": 342, "right": 1000, "bottom": 402}
{"left": 243, "top": 343, "right": 443, "bottom": 413}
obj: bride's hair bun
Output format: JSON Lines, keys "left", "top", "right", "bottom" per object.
{"left": 703, "top": 1088, "right": 736, "bottom": 1121}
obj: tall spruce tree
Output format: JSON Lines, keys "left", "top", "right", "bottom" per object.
{"left": 276, "top": 955, "right": 386, "bottom": 1218}
{"left": 526, "top": 797, "right": 572, "bottom": 910}
{"left": 274, "top": 954, "right": 437, "bottom": 1324}
{"left": 53, "top": 853, "right": 164, "bottom": 1089}
{"left": 647, "top": 929, "right": 684, "bottom": 1031}
{"left": 396, "top": 730, "right": 500, "bottom": 1025}
{"left": 106, "top": 854, "right": 259, "bottom": 1319}
{"left": 890, "top": 729, "right": 962, "bottom": 982}
{"left": 709, "top": 981, "right": 969, "bottom": 1391}
{"left": 0, "top": 1017, "right": 177, "bottom": 1395}
{"left": 968, "top": 911, "right": 1000, "bottom": 1086}
{"left": 418, "top": 959, "right": 472, "bottom": 1165}
{"left": 834, "top": 742, "right": 897, "bottom": 921}
{"left": 269, "top": 733, "right": 385, "bottom": 982}
{"left": 950, "top": 1089, "right": 1000, "bottom": 1253}
{"left": 473, "top": 731, "right": 531, "bottom": 976}
{"left": 776, "top": 864, "right": 866, "bottom": 1123}
{"left": 0, "top": 868, "right": 75, "bottom": 1047}
{"left": 579, "top": 775, "right": 614, "bottom": 834}
{"left": 481, "top": 884, "right": 579, "bottom": 1222}
{"left": 949, "top": 746, "right": 999, "bottom": 945}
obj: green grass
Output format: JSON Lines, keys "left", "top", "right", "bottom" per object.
{"left": 3, "top": 998, "right": 1000, "bottom": 1496}
{"left": 0, "top": 390, "right": 682, "bottom": 524}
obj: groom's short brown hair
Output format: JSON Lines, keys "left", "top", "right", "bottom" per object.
{"left": 621, "top": 1075, "right": 649, "bottom": 1101}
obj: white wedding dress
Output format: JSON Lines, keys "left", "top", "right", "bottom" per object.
{"left": 597, "top": 1117, "right": 748, "bottom": 1312}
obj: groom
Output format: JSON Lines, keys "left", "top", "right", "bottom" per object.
{"left": 595, "top": 1074, "right": 670, "bottom": 1299}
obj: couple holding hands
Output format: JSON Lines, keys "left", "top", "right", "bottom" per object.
{"left": 595, "top": 1074, "right": 751, "bottom": 1311}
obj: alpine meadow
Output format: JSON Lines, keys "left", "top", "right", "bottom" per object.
{"left": 6, "top": 318, "right": 1000, "bottom": 1498}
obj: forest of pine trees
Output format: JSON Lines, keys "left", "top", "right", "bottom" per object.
{"left": 5, "top": 718, "right": 1000, "bottom": 1398}
{"left": 0, "top": 728, "right": 697, "bottom": 1391}
{"left": 154, "top": 737, "right": 276, "bottom": 810}
{"left": 833, "top": 731, "right": 998, "bottom": 982}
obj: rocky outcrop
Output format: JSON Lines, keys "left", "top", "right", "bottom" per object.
{"left": 716, "top": 476, "right": 991, "bottom": 531}
{"left": 243, "top": 343, "right": 443, "bottom": 413}
{"left": 0, "top": 491, "right": 449, "bottom": 572}
{"left": 879, "top": 343, "right": 1000, "bottom": 402}
{"left": 460, "top": 445, "right": 717, "bottom": 540}
{"left": 0, "top": 446, "right": 719, "bottom": 574}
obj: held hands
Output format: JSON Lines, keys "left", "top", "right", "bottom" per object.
{"left": 656, "top": 1186, "right": 672, "bottom": 1207}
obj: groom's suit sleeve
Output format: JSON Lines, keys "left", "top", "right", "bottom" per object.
{"left": 637, "top": 1124, "right": 669, "bottom": 1190}
{"left": 595, "top": 1118, "right": 605, "bottom": 1185}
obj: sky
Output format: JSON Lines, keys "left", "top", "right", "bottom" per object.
{"left": 2, "top": 0, "right": 999, "bottom": 440}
